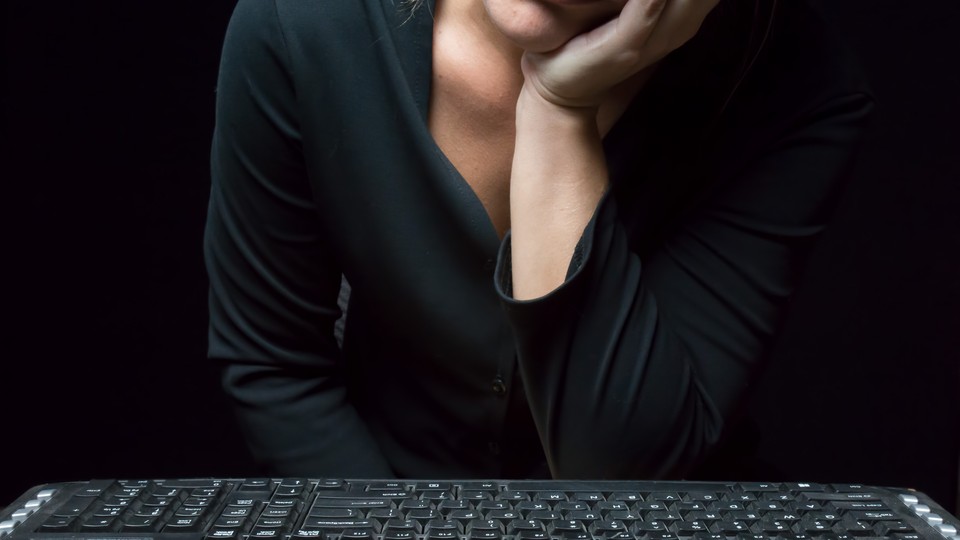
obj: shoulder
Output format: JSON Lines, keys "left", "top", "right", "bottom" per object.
{"left": 224, "top": 0, "right": 404, "bottom": 53}
{"left": 722, "top": 0, "right": 876, "bottom": 132}
{"left": 753, "top": 0, "right": 873, "bottom": 105}
{"left": 646, "top": 0, "right": 876, "bottom": 168}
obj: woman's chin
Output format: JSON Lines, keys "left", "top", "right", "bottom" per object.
{"left": 482, "top": 0, "right": 619, "bottom": 53}
{"left": 504, "top": 27, "right": 576, "bottom": 54}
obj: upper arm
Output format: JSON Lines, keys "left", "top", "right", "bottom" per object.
{"left": 645, "top": 91, "right": 876, "bottom": 412}
{"left": 205, "top": 0, "right": 342, "bottom": 380}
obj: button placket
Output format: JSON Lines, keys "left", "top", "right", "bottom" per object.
{"left": 491, "top": 377, "right": 507, "bottom": 396}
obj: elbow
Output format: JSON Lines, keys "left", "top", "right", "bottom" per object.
{"left": 545, "top": 377, "right": 726, "bottom": 480}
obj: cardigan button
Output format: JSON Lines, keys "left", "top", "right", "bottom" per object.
{"left": 491, "top": 377, "right": 507, "bottom": 396}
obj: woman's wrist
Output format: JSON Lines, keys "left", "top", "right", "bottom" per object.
{"left": 516, "top": 83, "right": 601, "bottom": 135}
{"left": 509, "top": 83, "right": 608, "bottom": 301}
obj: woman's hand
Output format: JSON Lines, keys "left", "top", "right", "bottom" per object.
{"left": 521, "top": 0, "right": 721, "bottom": 108}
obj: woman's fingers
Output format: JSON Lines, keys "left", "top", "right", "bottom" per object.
{"left": 522, "top": 0, "right": 720, "bottom": 107}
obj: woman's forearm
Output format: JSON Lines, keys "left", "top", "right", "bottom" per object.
{"left": 509, "top": 85, "right": 609, "bottom": 300}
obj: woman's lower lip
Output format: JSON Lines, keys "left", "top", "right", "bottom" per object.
{"left": 540, "top": 0, "right": 614, "bottom": 5}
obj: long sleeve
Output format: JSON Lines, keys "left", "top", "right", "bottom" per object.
{"left": 203, "top": 0, "right": 393, "bottom": 477}
{"left": 495, "top": 91, "right": 875, "bottom": 479}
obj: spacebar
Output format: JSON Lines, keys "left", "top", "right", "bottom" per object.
{"left": 505, "top": 480, "right": 731, "bottom": 491}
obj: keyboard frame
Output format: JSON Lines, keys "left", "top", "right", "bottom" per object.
{"left": 2, "top": 479, "right": 958, "bottom": 540}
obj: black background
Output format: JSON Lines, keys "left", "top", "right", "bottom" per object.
{"left": 3, "top": 0, "right": 958, "bottom": 515}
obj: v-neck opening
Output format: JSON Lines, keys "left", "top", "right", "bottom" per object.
{"left": 394, "top": 0, "right": 674, "bottom": 258}
{"left": 418, "top": 0, "right": 510, "bottom": 255}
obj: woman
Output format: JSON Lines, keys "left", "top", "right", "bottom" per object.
{"left": 204, "top": 0, "right": 874, "bottom": 479}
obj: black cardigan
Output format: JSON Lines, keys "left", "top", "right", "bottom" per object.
{"left": 204, "top": 0, "right": 875, "bottom": 479}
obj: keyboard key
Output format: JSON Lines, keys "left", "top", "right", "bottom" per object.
{"left": 13, "top": 507, "right": 36, "bottom": 520}
{"left": 419, "top": 490, "right": 454, "bottom": 503}
{"left": 591, "top": 519, "right": 627, "bottom": 533}
{"left": 684, "top": 492, "right": 721, "bottom": 502}
{"left": 875, "top": 521, "right": 915, "bottom": 535}
{"left": 801, "top": 519, "right": 835, "bottom": 534}
{"left": 368, "top": 509, "right": 403, "bottom": 521}
{"left": 274, "top": 486, "right": 306, "bottom": 498}
{"left": 383, "top": 519, "right": 421, "bottom": 534}
{"left": 804, "top": 493, "right": 881, "bottom": 502}
{"left": 646, "top": 511, "right": 682, "bottom": 524}
{"left": 830, "top": 501, "right": 889, "bottom": 511}
{"left": 785, "top": 483, "right": 826, "bottom": 493}
{"left": 439, "top": 499, "right": 473, "bottom": 513}
{"left": 206, "top": 529, "right": 243, "bottom": 539}
{"left": 163, "top": 515, "right": 204, "bottom": 532}
{"left": 517, "top": 501, "right": 552, "bottom": 516}
{"left": 175, "top": 506, "right": 208, "bottom": 517}
{"left": 565, "top": 510, "right": 600, "bottom": 522}
{"left": 461, "top": 490, "right": 494, "bottom": 502}
{"left": 602, "top": 532, "right": 634, "bottom": 540}
{"left": 74, "top": 480, "right": 118, "bottom": 498}
{"left": 468, "top": 530, "right": 502, "bottom": 540}
{"left": 221, "top": 507, "right": 255, "bottom": 518}
{"left": 645, "top": 533, "right": 680, "bottom": 540}
{"left": 527, "top": 510, "right": 563, "bottom": 522}
{"left": 739, "top": 483, "right": 784, "bottom": 493}
{"left": 485, "top": 509, "right": 521, "bottom": 524}
{"left": 424, "top": 526, "right": 458, "bottom": 540}
{"left": 597, "top": 501, "right": 632, "bottom": 514}
{"left": 497, "top": 490, "right": 528, "bottom": 501}
{"left": 406, "top": 509, "right": 440, "bottom": 525}
{"left": 249, "top": 528, "right": 282, "bottom": 538}
{"left": 717, "top": 520, "right": 754, "bottom": 535}
{"left": 315, "top": 499, "right": 392, "bottom": 510}
{"left": 52, "top": 497, "right": 94, "bottom": 518}
{"left": 673, "top": 520, "right": 715, "bottom": 535}
{"left": 607, "top": 510, "right": 642, "bottom": 523}
{"left": 291, "top": 531, "right": 324, "bottom": 540}
{"left": 383, "top": 531, "right": 416, "bottom": 540}
{"left": 257, "top": 518, "right": 288, "bottom": 529}
{"left": 238, "top": 479, "right": 273, "bottom": 491}
{"left": 448, "top": 509, "right": 481, "bottom": 526}
{"left": 80, "top": 517, "right": 118, "bottom": 532}
{"left": 316, "top": 480, "right": 348, "bottom": 491}
{"left": 120, "top": 515, "right": 163, "bottom": 532}
{"left": 461, "top": 482, "right": 500, "bottom": 492}
{"left": 213, "top": 516, "right": 249, "bottom": 529}
{"left": 159, "top": 479, "right": 227, "bottom": 489}
{"left": 301, "top": 519, "right": 379, "bottom": 532}
{"left": 310, "top": 509, "right": 361, "bottom": 519}
{"left": 633, "top": 520, "right": 669, "bottom": 534}
{"left": 467, "top": 519, "right": 502, "bottom": 533}
{"left": 260, "top": 505, "right": 293, "bottom": 518}
{"left": 572, "top": 492, "right": 605, "bottom": 503}
{"left": 533, "top": 491, "right": 567, "bottom": 502}
{"left": 193, "top": 487, "right": 222, "bottom": 498}
{"left": 647, "top": 493, "right": 682, "bottom": 502}
{"left": 611, "top": 493, "right": 643, "bottom": 503}
{"left": 758, "top": 520, "right": 794, "bottom": 535}
{"left": 507, "top": 519, "right": 543, "bottom": 534}
{"left": 91, "top": 506, "right": 124, "bottom": 518}
{"left": 685, "top": 511, "right": 723, "bottom": 522}
{"left": 39, "top": 517, "right": 75, "bottom": 532}
{"left": 339, "top": 529, "right": 376, "bottom": 540}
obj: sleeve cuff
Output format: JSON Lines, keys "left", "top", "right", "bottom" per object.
{"left": 493, "top": 190, "right": 611, "bottom": 305}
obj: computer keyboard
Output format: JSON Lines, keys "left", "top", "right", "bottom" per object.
{"left": 2, "top": 479, "right": 958, "bottom": 540}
